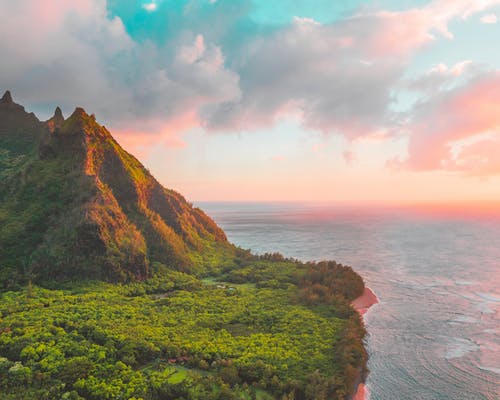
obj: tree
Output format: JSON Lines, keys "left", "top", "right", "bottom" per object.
{"left": 59, "top": 357, "right": 94, "bottom": 385}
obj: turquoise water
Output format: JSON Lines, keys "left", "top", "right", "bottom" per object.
{"left": 199, "top": 202, "right": 500, "bottom": 400}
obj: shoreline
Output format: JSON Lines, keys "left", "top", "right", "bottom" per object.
{"left": 350, "top": 286, "right": 379, "bottom": 400}
{"left": 352, "top": 286, "right": 378, "bottom": 316}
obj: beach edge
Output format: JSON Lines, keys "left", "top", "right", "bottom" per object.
{"left": 350, "top": 287, "right": 379, "bottom": 400}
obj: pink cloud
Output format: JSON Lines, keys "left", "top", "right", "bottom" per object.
{"left": 452, "top": 138, "right": 500, "bottom": 175}
{"left": 395, "top": 71, "right": 500, "bottom": 175}
{"left": 113, "top": 110, "right": 200, "bottom": 157}
{"left": 23, "top": 0, "right": 96, "bottom": 27}
{"left": 348, "top": 0, "right": 500, "bottom": 57}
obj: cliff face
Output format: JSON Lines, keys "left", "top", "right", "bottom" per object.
{"left": 0, "top": 92, "right": 231, "bottom": 286}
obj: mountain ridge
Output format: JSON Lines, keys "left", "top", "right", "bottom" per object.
{"left": 0, "top": 91, "right": 232, "bottom": 286}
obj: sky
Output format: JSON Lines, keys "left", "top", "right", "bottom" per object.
{"left": 1, "top": 0, "right": 500, "bottom": 204}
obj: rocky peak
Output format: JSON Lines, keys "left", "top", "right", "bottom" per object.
{"left": 54, "top": 106, "right": 64, "bottom": 120}
{"left": 47, "top": 106, "right": 65, "bottom": 133}
{"left": 58, "top": 107, "right": 91, "bottom": 134}
{"left": 1, "top": 90, "right": 13, "bottom": 104}
{"left": 0, "top": 90, "right": 25, "bottom": 113}
{"left": 72, "top": 107, "right": 87, "bottom": 117}
{"left": 60, "top": 107, "right": 110, "bottom": 141}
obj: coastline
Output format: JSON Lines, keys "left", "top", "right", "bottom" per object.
{"left": 352, "top": 286, "right": 378, "bottom": 316}
{"left": 350, "top": 287, "right": 379, "bottom": 400}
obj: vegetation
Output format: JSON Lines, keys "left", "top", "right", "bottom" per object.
{"left": 0, "top": 93, "right": 368, "bottom": 399}
{"left": 0, "top": 258, "right": 366, "bottom": 400}
{"left": 0, "top": 96, "right": 232, "bottom": 288}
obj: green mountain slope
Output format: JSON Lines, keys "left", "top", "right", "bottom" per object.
{"left": 0, "top": 92, "right": 231, "bottom": 286}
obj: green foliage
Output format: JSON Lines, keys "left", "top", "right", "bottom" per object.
{"left": 0, "top": 149, "right": 27, "bottom": 181}
{"left": 58, "top": 357, "right": 94, "bottom": 384}
{"left": 0, "top": 259, "right": 367, "bottom": 399}
{"left": 299, "top": 261, "right": 365, "bottom": 304}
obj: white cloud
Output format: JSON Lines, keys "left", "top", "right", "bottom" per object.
{"left": 406, "top": 60, "right": 483, "bottom": 94}
{"left": 480, "top": 13, "right": 498, "bottom": 23}
{"left": 142, "top": 2, "right": 157, "bottom": 12}
{"left": 204, "top": 0, "right": 500, "bottom": 137}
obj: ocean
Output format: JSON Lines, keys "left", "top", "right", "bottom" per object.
{"left": 199, "top": 202, "right": 500, "bottom": 400}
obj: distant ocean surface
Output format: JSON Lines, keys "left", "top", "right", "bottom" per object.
{"left": 198, "top": 202, "right": 500, "bottom": 400}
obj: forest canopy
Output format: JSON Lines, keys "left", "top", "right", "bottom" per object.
{"left": 0, "top": 258, "right": 367, "bottom": 400}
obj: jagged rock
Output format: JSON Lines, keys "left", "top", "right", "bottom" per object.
{"left": 47, "top": 106, "right": 65, "bottom": 133}
{"left": 0, "top": 91, "right": 45, "bottom": 158}
{"left": 1, "top": 90, "right": 13, "bottom": 103}
{"left": 0, "top": 90, "right": 26, "bottom": 113}
{"left": 54, "top": 106, "right": 63, "bottom": 119}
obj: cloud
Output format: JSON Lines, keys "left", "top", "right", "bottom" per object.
{"left": 113, "top": 111, "right": 196, "bottom": 158}
{"left": 0, "top": 0, "right": 132, "bottom": 108}
{"left": 203, "top": 15, "right": 403, "bottom": 137}
{"left": 451, "top": 138, "right": 500, "bottom": 175}
{"left": 203, "top": 0, "right": 500, "bottom": 138}
{"left": 0, "top": 0, "right": 239, "bottom": 144}
{"left": 142, "top": 2, "right": 157, "bottom": 12}
{"left": 392, "top": 71, "right": 500, "bottom": 175}
{"left": 1, "top": 0, "right": 499, "bottom": 160}
{"left": 406, "top": 60, "right": 484, "bottom": 94}
{"left": 480, "top": 13, "right": 498, "bottom": 23}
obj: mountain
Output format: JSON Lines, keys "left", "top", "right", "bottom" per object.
{"left": 0, "top": 91, "right": 232, "bottom": 286}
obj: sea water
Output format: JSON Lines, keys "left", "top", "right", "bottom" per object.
{"left": 199, "top": 202, "right": 500, "bottom": 400}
